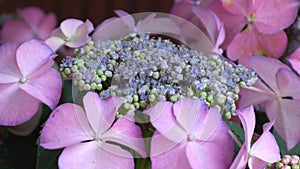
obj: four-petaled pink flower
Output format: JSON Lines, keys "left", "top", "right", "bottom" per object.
{"left": 1, "top": 6, "right": 57, "bottom": 44}
{"left": 45, "top": 19, "right": 94, "bottom": 52}
{"left": 239, "top": 56, "right": 300, "bottom": 150}
{"left": 92, "top": 10, "right": 179, "bottom": 42}
{"left": 213, "top": 0, "right": 298, "bottom": 64}
{"left": 230, "top": 106, "right": 280, "bottom": 169}
{"left": 40, "top": 92, "right": 146, "bottom": 169}
{"left": 0, "top": 39, "right": 62, "bottom": 126}
{"left": 144, "top": 98, "right": 233, "bottom": 169}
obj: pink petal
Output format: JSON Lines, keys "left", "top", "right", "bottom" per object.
{"left": 221, "top": 0, "right": 251, "bottom": 16}
{"left": 59, "top": 142, "right": 134, "bottom": 169}
{"left": 0, "top": 84, "right": 40, "bottom": 126}
{"left": 102, "top": 117, "right": 146, "bottom": 158}
{"left": 250, "top": 120, "right": 280, "bottom": 163}
{"left": 0, "top": 43, "right": 21, "bottom": 83}
{"left": 92, "top": 17, "right": 131, "bottom": 41}
{"left": 150, "top": 131, "right": 179, "bottom": 156}
{"left": 227, "top": 27, "right": 287, "bottom": 64}
{"left": 229, "top": 144, "right": 248, "bottom": 169}
{"left": 210, "top": 0, "right": 245, "bottom": 48}
{"left": 85, "top": 19, "right": 94, "bottom": 33}
{"left": 287, "top": 47, "right": 300, "bottom": 74}
{"left": 19, "top": 68, "right": 61, "bottom": 110}
{"left": 143, "top": 101, "right": 186, "bottom": 143}
{"left": 16, "top": 39, "right": 54, "bottom": 76}
{"left": 206, "top": 119, "right": 234, "bottom": 167}
{"left": 65, "top": 24, "right": 90, "bottom": 48}
{"left": 265, "top": 99, "right": 300, "bottom": 150}
{"left": 237, "top": 106, "right": 255, "bottom": 150}
{"left": 40, "top": 103, "right": 94, "bottom": 149}
{"left": 45, "top": 36, "right": 66, "bottom": 52}
{"left": 253, "top": 0, "right": 299, "bottom": 34}
{"left": 173, "top": 98, "right": 204, "bottom": 133}
{"left": 83, "top": 92, "right": 124, "bottom": 133}
{"left": 193, "top": 106, "right": 222, "bottom": 141}
{"left": 7, "top": 106, "right": 42, "bottom": 136}
{"left": 37, "top": 13, "right": 57, "bottom": 40}
{"left": 151, "top": 141, "right": 191, "bottom": 169}
{"left": 1, "top": 20, "right": 34, "bottom": 43}
{"left": 247, "top": 55, "right": 290, "bottom": 94}
{"left": 238, "top": 79, "right": 274, "bottom": 108}
{"left": 0, "top": 43, "right": 22, "bottom": 78}
{"left": 276, "top": 68, "right": 300, "bottom": 99}
{"left": 135, "top": 13, "right": 156, "bottom": 29}
{"left": 60, "top": 19, "right": 84, "bottom": 37}
{"left": 192, "top": 7, "right": 219, "bottom": 44}
{"left": 186, "top": 142, "right": 227, "bottom": 169}
{"left": 0, "top": 74, "right": 19, "bottom": 84}
{"left": 249, "top": 157, "right": 267, "bottom": 169}
{"left": 138, "top": 17, "right": 180, "bottom": 35}
{"left": 114, "top": 10, "right": 135, "bottom": 29}
{"left": 18, "top": 7, "right": 45, "bottom": 30}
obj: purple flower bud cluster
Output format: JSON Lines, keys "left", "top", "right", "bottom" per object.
{"left": 268, "top": 155, "right": 300, "bottom": 169}
{"left": 60, "top": 33, "right": 257, "bottom": 118}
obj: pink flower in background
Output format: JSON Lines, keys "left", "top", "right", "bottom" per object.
{"left": 171, "top": 0, "right": 225, "bottom": 54}
{"left": 239, "top": 56, "right": 300, "bottom": 150}
{"left": 227, "top": 27, "right": 287, "bottom": 64}
{"left": 93, "top": 10, "right": 179, "bottom": 41}
{"left": 45, "top": 19, "right": 94, "bottom": 52}
{"left": 1, "top": 6, "right": 57, "bottom": 44}
{"left": 0, "top": 39, "right": 61, "bottom": 126}
{"left": 212, "top": 0, "right": 298, "bottom": 63}
{"left": 40, "top": 92, "right": 146, "bottom": 169}
{"left": 144, "top": 98, "right": 233, "bottom": 169}
{"left": 230, "top": 106, "right": 280, "bottom": 169}
{"left": 287, "top": 47, "right": 300, "bottom": 74}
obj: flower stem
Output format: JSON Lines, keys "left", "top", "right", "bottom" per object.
{"left": 228, "top": 129, "right": 243, "bottom": 148}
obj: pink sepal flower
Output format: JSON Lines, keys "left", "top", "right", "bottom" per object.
{"left": 0, "top": 39, "right": 61, "bottom": 126}
{"left": 227, "top": 26, "right": 287, "bottom": 65}
{"left": 239, "top": 56, "right": 300, "bottom": 150}
{"left": 1, "top": 6, "right": 57, "bottom": 44}
{"left": 211, "top": 0, "right": 298, "bottom": 61}
{"left": 230, "top": 106, "right": 280, "bottom": 169}
{"left": 144, "top": 98, "right": 233, "bottom": 169}
{"left": 40, "top": 92, "right": 146, "bottom": 169}
{"left": 45, "top": 19, "right": 94, "bottom": 52}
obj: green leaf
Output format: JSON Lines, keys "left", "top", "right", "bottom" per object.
{"left": 273, "top": 130, "right": 300, "bottom": 155}
{"left": 36, "top": 146, "right": 62, "bottom": 169}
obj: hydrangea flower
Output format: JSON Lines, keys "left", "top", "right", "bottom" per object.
{"left": 212, "top": 0, "right": 298, "bottom": 63}
{"left": 287, "top": 46, "right": 300, "bottom": 74}
{"left": 0, "top": 39, "right": 61, "bottom": 126}
{"left": 230, "top": 106, "right": 280, "bottom": 169}
{"left": 1, "top": 6, "right": 57, "bottom": 44}
{"left": 45, "top": 19, "right": 94, "bottom": 52}
{"left": 144, "top": 98, "right": 234, "bottom": 169}
{"left": 40, "top": 92, "right": 146, "bottom": 168}
{"left": 239, "top": 56, "right": 300, "bottom": 150}
{"left": 92, "top": 10, "right": 179, "bottom": 41}
{"left": 171, "top": 0, "right": 225, "bottom": 54}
